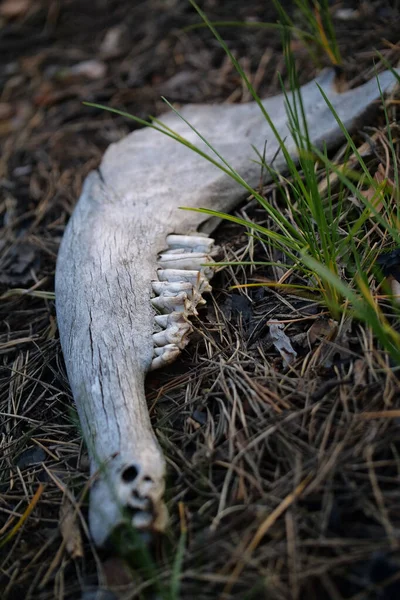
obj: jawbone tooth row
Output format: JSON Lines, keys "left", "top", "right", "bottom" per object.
{"left": 150, "top": 234, "right": 217, "bottom": 365}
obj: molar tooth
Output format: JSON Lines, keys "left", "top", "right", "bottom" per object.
{"left": 154, "top": 311, "right": 188, "bottom": 329}
{"left": 152, "top": 280, "right": 205, "bottom": 306}
{"left": 157, "top": 252, "right": 215, "bottom": 277}
{"left": 157, "top": 269, "right": 212, "bottom": 293}
{"left": 151, "top": 344, "right": 180, "bottom": 370}
{"left": 157, "top": 268, "right": 201, "bottom": 283}
{"left": 161, "top": 248, "right": 187, "bottom": 255}
{"left": 152, "top": 281, "right": 193, "bottom": 296}
{"left": 151, "top": 292, "right": 187, "bottom": 313}
{"left": 166, "top": 234, "right": 215, "bottom": 253}
{"left": 151, "top": 293, "right": 198, "bottom": 316}
{"left": 154, "top": 343, "right": 179, "bottom": 357}
{"left": 152, "top": 320, "right": 193, "bottom": 348}
{"left": 154, "top": 314, "right": 169, "bottom": 328}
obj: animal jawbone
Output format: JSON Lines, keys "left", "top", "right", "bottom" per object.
{"left": 55, "top": 67, "right": 399, "bottom": 547}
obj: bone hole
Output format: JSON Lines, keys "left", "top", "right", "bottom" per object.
{"left": 122, "top": 465, "right": 139, "bottom": 483}
{"left": 143, "top": 476, "right": 153, "bottom": 483}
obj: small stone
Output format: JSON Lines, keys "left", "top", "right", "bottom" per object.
{"left": 192, "top": 409, "right": 207, "bottom": 425}
{"left": 16, "top": 446, "right": 46, "bottom": 469}
{"left": 335, "top": 8, "right": 359, "bottom": 20}
{"left": 100, "top": 26, "right": 127, "bottom": 59}
{"left": 69, "top": 60, "right": 107, "bottom": 80}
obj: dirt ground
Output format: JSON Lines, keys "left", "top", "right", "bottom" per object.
{"left": 1, "top": 0, "right": 400, "bottom": 598}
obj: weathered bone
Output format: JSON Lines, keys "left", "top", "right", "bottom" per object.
{"left": 55, "top": 68, "right": 399, "bottom": 546}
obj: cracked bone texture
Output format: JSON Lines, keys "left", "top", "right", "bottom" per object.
{"left": 55, "top": 68, "right": 399, "bottom": 546}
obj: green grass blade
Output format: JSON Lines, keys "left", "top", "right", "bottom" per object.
{"left": 169, "top": 527, "right": 187, "bottom": 600}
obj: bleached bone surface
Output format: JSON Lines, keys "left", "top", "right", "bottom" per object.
{"left": 55, "top": 68, "right": 399, "bottom": 547}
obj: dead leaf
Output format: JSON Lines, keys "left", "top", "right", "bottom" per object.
{"left": 59, "top": 494, "right": 83, "bottom": 559}
{"left": 318, "top": 133, "right": 379, "bottom": 196}
{"left": 308, "top": 318, "right": 338, "bottom": 345}
{"left": 353, "top": 359, "right": 367, "bottom": 387}
{"left": 102, "top": 556, "right": 135, "bottom": 589}
{"left": 308, "top": 317, "right": 351, "bottom": 369}
{"left": 187, "top": 416, "right": 201, "bottom": 430}
{"left": 268, "top": 321, "right": 297, "bottom": 366}
{"left": 362, "top": 163, "right": 395, "bottom": 212}
{"left": 0, "top": 242, "right": 38, "bottom": 285}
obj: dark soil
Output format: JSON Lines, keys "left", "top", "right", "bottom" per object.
{"left": 1, "top": 1, "right": 400, "bottom": 599}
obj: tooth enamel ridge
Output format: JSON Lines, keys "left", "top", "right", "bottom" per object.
{"left": 157, "top": 248, "right": 216, "bottom": 278}
{"left": 165, "top": 234, "right": 215, "bottom": 253}
{"left": 157, "top": 269, "right": 212, "bottom": 294}
{"left": 150, "top": 234, "right": 216, "bottom": 370}
{"left": 151, "top": 343, "right": 181, "bottom": 370}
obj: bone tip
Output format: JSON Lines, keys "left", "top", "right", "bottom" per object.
{"left": 88, "top": 456, "right": 168, "bottom": 548}
{"left": 101, "top": 505, "right": 168, "bottom": 552}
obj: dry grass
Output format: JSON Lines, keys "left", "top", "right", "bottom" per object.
{"left": 1, "top": 1, "right": 400, "bottom": 599}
